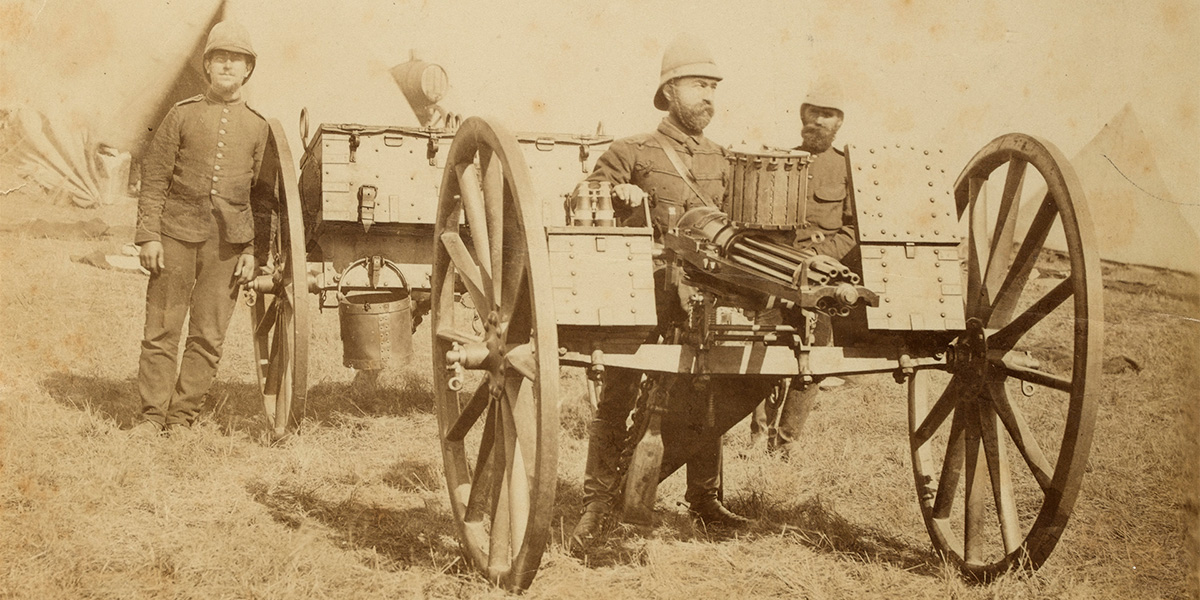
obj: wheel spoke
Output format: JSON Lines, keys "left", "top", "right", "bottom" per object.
{"left": 504, "top": 370, "right": 540, "bottom": 487}
{"left": 992, "top": 355, "right": 1072, "bottom": 392}
{"left": 912, "top": 376, "right": 964, "bottom": 448}
{"left": 978, "top": 401, "right": 1022, "bottom": 554}
{"left": 966, "top": 177, "right": 988, "bottom": 317}
{"left": 962, "top": 400, "right": 987, "bottom": 565}
{"left": 501, "top": 376, "right": 534, "bottom": 558}
{"left": 464, "top": 402, "right": 501, "bottom": 554}
{"left": 987, "top": 379, "right": 1054, "bottom": 491}
{"left": 482, "top": 149, "right": 506, "bottom": 304}
{"left": 435, "top": 327, "right": 484, "bottom": 346}
{"left": 984, "top": 159, "right": 1027, "bottom": 301}
{"left": 488, "top": 405, "right": 513, "bottom": 574}
{"left": 504, "top": 343, "right": 537, "bottom": 382}
{"left": 499, "top": 263, "right": 529, "bottom": 336}
{"left": 440, "top": 231, "right": 493, "bottom": 317}
{"left": 264, "top": 301, "right": 290, "bottom": 397}
{"left": 446, "top": 379, "right": 492, "bottom": 442}
{"left": 254, "top": 296, "right": 280, "bottom": 338}
{"left": 456, "top": 162, "right": 493, "bottom": 283}
{"left": 987, "top": 193, "right": 1057, "bottom": 327}
{"left": 933, "top": 405, "right": 968, "bottom": 519}
{"left": 987, "top": 277, "right": 1073, "bottom": 351}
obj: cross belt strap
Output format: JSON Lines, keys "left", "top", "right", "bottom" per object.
{"left": 651, "top": 132, "right": 716, "bottom": 209}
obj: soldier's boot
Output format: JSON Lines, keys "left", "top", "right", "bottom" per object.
{"left": 689, "top": 498, "right": 753, "bottom": 528}
{"left": 685, "top": 433, "right": 753, "bottom": 529}
{"left": 569, "top": 506, "right": 611, "bottom": 555}
{"left": 571, "top": 415, "right": 626, "bottom": 554}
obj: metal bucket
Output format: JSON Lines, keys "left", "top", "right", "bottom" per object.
{"left": 338, "top": 290, "right": 414, "bottom": 370}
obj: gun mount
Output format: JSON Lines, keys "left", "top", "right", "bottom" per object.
{"left": 662, "top": 205, "right": 878, "bottom": 318}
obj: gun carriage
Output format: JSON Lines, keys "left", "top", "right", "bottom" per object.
{"left": 249, "top": 61, "right": 1103, "bottom": 593}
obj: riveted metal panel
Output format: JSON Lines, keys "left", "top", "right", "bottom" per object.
{"left": 860, "top": 243, "right": 966, "bottom": 330}
{"left": 849, "top": 143, "right": 961, "bottom": 244}
{"left": 547, "top": 232, "right": 657, "bottom": 326}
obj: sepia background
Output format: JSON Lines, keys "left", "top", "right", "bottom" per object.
{"left": 1, "top": 0, "right": 1197, "bottom": 598}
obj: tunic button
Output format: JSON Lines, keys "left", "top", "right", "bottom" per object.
{"left": 211, "top": 189, "right": 218, "bottom": 194}
{"left": 216, "top": 152, "right": 223, "bottom": 158}
{"left": 219, "top": 129, "right": 226, "bottom": 134}
{"left": 222, "top": 108, "right": 229, "bottom": 113}
{"left": 217, "top": 142, "right": 225, "bottom": 148}
{"left": 220, "top": 118, "right": 228, "bottom": 123}
{"left": 212, "top": 175, "right": 219, "bottom": 182}
{"left": 214, "top": 165, "right": 221, "bottom": 171}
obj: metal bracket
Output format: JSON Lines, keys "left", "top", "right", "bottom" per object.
{"left": 358, "top": 185, "right": 377, "bottom": 232}
{"left": 348, "top": 130, "right": 361, "bottom": 163}
{"left": 427, "top": 133, "right": 441, "bottom": 166}
{"left": 368, "top": 255, "right": 383, "bottom": 288}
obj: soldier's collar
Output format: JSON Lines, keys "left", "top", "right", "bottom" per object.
{"left": 657, "top": 118, "right": 703, "bottom": 148}
{"left": 204, "top": 90, "right": 246, "bottom": 105}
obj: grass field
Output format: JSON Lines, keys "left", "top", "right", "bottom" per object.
{"left": 1, "top": 187, "right": 1197, "bottom": 599}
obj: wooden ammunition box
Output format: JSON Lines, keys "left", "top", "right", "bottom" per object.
{"left": 298, "top": 125, "right": 451, "bottom": 233}
{"left": 546, "top": 227, "right": 657, "bottom": 327}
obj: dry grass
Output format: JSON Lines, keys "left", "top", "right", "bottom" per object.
{"left": 1, "top": 188, "right": 1196, "bottom": 599}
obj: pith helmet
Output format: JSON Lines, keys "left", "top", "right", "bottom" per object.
{"left": 801, "top": 74, "right": 844, "bottom": 114}
{"left": 204, "top": 21, "right": 257, "bottom": 61}
{"left": 653, "top": 34, "right": 722, "bottom": 110}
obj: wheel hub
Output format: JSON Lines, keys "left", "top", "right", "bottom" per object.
{"left": 948, "top": 317, "right": 990, "bottom": 382}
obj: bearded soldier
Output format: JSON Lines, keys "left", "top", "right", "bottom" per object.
{"left": 750, "top": 75, "right": 857, "bottom": 458}
{"left": 570, "top": 35, "right": 752, "bottom": 554}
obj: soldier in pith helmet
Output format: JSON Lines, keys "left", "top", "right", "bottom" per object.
{"left": 129, "top": 21, "right": 274, "bottom": 436}
{"left": 570, "top": 34, "right": 756, "bottom": 554}
{"left": 751, "top": 73, "right": 858, "bottom": 458}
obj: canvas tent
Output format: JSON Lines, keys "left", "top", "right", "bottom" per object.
{"left": 1, "top": 0, "right": 226, "bottom": 206}
{"left": 1016, "top": 103, "right": 1200, "bottom": 274}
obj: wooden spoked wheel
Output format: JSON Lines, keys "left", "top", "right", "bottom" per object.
{"left": 430, "top": 116, "right": 560, "bottom": 591}
{"left": 908, "top": 133, "right": 1103, "bottom": 577}
{"left": 250, "top": 120, "right": 310, "bottom": 442}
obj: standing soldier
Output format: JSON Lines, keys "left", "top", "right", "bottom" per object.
{"left": 570, "top": 34, "right": 751, "bottom": 554}
{"left": 130, "top": 21, "right": 272, "bottom": 435}
{"left": 750, "top": 74, "right": 857, "bottom": 458}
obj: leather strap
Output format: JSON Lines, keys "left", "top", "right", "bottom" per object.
{"left": 652, "top": 132, "right": 715, "bottom": 208}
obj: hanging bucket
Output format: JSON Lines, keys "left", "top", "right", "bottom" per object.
{"left": 338, "top": 289, "right": 414, "bottom": 370}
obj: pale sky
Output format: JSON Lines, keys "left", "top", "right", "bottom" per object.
{"left": 5, "top": 0, "right": 1198, "bottom": 229}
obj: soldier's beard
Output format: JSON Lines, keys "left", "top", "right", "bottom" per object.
{"left": 670, "top": 99, "right": 714, "bottom": 135}
{"left": 801, "top": 123, "right": 838, "bottom": 153}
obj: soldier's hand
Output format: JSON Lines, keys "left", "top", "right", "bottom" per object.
{"left": 613, "top": 183, "right": 648, "bottom": 207}
{"left": 139, "top": 241, "right": 165, "bottom": 275}
{"left": 234, "top": 253, "right": 257, "bottom": 286}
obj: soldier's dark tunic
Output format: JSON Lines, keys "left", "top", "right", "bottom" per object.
{"left": 588, "top": 118, "right": 729, "bottom": 230}
{"left": 795, "top": 145, "right": 855, "bottom": 260}
{"left": 135, "top": 92, "right": 271, "bottom": 429}
{"left": 580, "top": 117, "right": 731, "bottom": 512}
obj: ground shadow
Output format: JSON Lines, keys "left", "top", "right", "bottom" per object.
{"left": 563, "top": 484, "right": 945, "bottom": 577}
{"left": 300, "top": 368, "right": 435, "bottom": 423}
{"left": 247, "top": 476, "right": 471, "bottom": 576}
{"left": 40, "top": 368, "right": 435, "bottom": 438}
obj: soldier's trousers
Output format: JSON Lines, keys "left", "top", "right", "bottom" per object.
{"left": 581, "top": 366, "right": 723, "bottom": 514}
{"left": 137, "top": 225, "right": 242, "bottom": 428}
{"left": 751, "top": 378, "right": 818, "bottom": 455}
